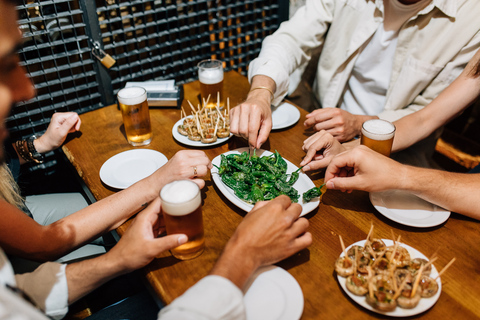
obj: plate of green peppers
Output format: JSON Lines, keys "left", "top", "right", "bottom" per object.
{"left": 211, "top": 148, "right": 321, "bottom": 216}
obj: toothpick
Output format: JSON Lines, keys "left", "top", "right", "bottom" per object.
{"left": 205, "top": 94, "right": 211, "bottom": 108}
{"left": 217, "top": 91, "right": 220, "bottom": 108}
{"left": 411, "top": 265, "right": 424, "bottom": 298}
{"left": 392, "top": 277, "right": 409, "bottom": 301}
{"left": 214, "top": 116, "right": 220, "bottom": 136}
{"left": 339, "top": 235, "right": 348, "bottom": 258}
{"left": 435, "top": 257, "right": 456, "bottom": 281}
{"left": 423, "top": 256, "right": 438, "bottom": 271}
{"left": 187, "top": 100, "right": 197, "bottom": 114}
{"left": 389, "top": 235, "right": 401, "bottom": 263}
{"left": 363, "top": 223, "right": 374, "bottom": 249}
{"left": 391, "top": 229, "right": 396, "bottom": 245}
{"left": 196, "top": 113, "right": 204, "bottom": 139}
{"left": 215, "top": 105, "right": 225, "bottom": 122}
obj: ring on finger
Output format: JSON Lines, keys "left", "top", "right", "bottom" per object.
{"left": 193, "top": 166, "right": 198, "bottom": 177}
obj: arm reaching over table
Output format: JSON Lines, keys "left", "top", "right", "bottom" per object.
{"left": 210, "top": 195, "right": 311, "bottom": 289}
{"left": 324, "top": 146, "right": 480, "bottom": 220}
{"left": 230, "top": 75, "right": 275, "bottom": 149}
{"left": 159, "top": 195, "right": 312, "bottom": 319}
{"left": 0, "top": 149, "right": 212, "bottom": 262}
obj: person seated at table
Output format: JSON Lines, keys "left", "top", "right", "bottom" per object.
{"left": 1, "top": 111, "right": 110, "bottom": 265}
{"left": 0, "top": 194, "right": 311, "bottom": 320}
{"left": 229, "top": 0, "right": 480, "bottom": 166}
{"left": 0, "top": 5, "right": 212, "bottom": 274}
{"left": 300, "top": 47, "right": 480, "bottom": 172}
{"left": 308, "top": 48, "right": 480, "bottom": 220}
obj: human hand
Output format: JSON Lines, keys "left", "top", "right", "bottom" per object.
{"left": 324, "top": 145, "right": 405, "bottom": 193}
{"left": 107, "top": 198, "right": 187, "bottom": 273}
{"left": 210, "top": 195, "right": 311, "bottom": 288}
{"left": 304, "top": 108, "right": 369, "bottom": 142}
{"left": 35, "top": 112, "right": 81, "bottom": 153}
{"left": 229, "top": 92, "right": 272, "bottom": 149}
{"left": 300, "top": 130, "right": 347, "bottom": 171}
{"left": 153, "top": 150, "right": 212, "bottom": 190}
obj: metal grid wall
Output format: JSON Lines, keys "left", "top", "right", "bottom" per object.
{"left": 9, "top": 0, "right": 288, "bottom": 144}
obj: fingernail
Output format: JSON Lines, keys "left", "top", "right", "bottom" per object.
{"left": 303, "top": 166, "right": 309, "bottom": 172}
{"left": 326, "top": 181, "right": 334, "bottom": 189}
{"left": 177, "top": 235, "right": 187, "bottom": 245}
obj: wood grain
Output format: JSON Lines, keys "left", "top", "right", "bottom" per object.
{"left": 63, "top": 71, "right": 480, "bottom": 319}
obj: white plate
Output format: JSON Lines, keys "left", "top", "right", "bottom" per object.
{"left": 337, "top": 239, "right": 442, "bottom": 317}
{"left": 244, "top": 266, "right": 304, "bottom": 320}
{"left": 271, "top": 102, "right": 301, "bottom": 130}
{"left": 99, "top": 149, "right": 168, "bottom": 189}
{"left": 369, "top": 190, "right": 450, "bottom": 228}
{"left": 211, "top": 148, "right": 320, "bottom": 217}
{"left": 172, "top": 117, "right": 232, "bottom": 147}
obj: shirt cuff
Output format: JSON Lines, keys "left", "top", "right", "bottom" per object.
{"left": 248, "top": 57, "right": 290, "bottom": 107}
{"left": 15, "top": 262, "right": 69, "bottom": 320}
{"left": 159, "top": 275, "right": 245, "bottom": 320}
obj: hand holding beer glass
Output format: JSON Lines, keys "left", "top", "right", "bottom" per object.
{"left": 117, "top": 86, "right": 152, "bottom": 146}
{"left": 360, "top": 119, "right": 396, "bottom": 157}
{"left": 160, "top": 180, "right": 205, "bottom": 260}
{"left": 198, "top": 59, "right": 224, "bottom": 108}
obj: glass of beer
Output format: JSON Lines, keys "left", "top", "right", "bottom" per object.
{"left": 361, "top": 119, "right": 396, "bottom": 157}
{"left": 117, "top": 86, "right": 152, "bottom": 146}
{"left": 160, "top": 180, "right": 205, "bottom": 260}
{"left": 198, "top": 59, "right": 224, "bottom": 108}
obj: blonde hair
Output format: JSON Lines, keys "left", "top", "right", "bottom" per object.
{"left": 0, "top": 163, "right": 25, "bottom": 209}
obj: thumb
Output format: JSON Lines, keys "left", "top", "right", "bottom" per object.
{"left": 151, "top": 234, "right": 188, "bottom": 253}
{"left": 61, "top": 114, "right": 80, "bottom": 133}
{"left": 326, "top": 176, "right": 357, "bottom": 193}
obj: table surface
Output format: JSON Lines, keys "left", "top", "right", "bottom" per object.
{"left": 63, "top": 71, "right": 480, "bottom": 319}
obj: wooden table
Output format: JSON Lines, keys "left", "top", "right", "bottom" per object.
{"left": 63, "top": 71, "right": 480, "bottom": 319}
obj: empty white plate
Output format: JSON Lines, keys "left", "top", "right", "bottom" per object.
{"left": 244, "top": 266, "right": 304, "bottom": 320}
{"left": 271, "top": 102, "right": 301, "bottom": 130}
{"left": 369, "top": 190, "right": 450, "bottom": 228}
{"left": 100, "top": 149, "right": 168, "bottom": 189}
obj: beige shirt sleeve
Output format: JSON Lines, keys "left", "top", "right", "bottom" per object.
{"left": 15, "top": 262, "right": 69, "bottom": 320}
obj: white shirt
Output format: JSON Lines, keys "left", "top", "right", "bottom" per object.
{"left": 340, "top": 0, "right": 431, "bottom": 115}
{"left": 249, "top": 0, "right": 480, "bottom": 122}
{"left": 0, "top": 248, "right": 245, "bottom": 320}
{"left": 0, "top": 249, "right": 68, "bottom": 320}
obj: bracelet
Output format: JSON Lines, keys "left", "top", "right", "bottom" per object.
{"left": 15, "top": 136, "right": 44, "bottom": 164}
{"left": 249, "top": 86, "right": 275, "bottom": 100}
{"left": 15, "top": 139, "right": 31, "bottom": 163}
{"left": 27, "top": 135, "right": 44, "bottom": 163}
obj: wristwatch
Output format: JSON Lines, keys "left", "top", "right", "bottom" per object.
{"left": 26, "top": 135, "right": 45, "bottom": 163}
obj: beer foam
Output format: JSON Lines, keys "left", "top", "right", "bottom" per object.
{"left": 117, "top": 87, "right": 147, "bottom": 105}
{"left": 160, "top": 180, "right": 201, "bottom": 216}
{"left": 199, "top": 69, "right": 223, "bottom": 84}
{"left": 362, "top": 119, "right": 395, "bottom": 140}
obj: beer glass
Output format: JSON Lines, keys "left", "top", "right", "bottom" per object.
{"left": 198, "top": 59, "right": 224, "bottom": 108}
{"left": 160, "top": 180, "right": 205, "bottom": 260}
{"left": 117, "top": 87, "right": 152, "bottom": 146}
{"left": 361, "top": 119, "right": 396, "bottom": 157}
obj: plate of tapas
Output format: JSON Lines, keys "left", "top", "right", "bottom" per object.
{"left": 271, "top": 102, "right": 301, "bottom": 130}
{"left": 211, "top": 147, "right": 322, "bottom": 217}
{"left": 173, "top": 100, "right": 232, "bottom": 147}
{"left": 100, "top": 149, "right": 168, "bottom": 189}
{"left": 369, "top": 190, "right": 450, "bottom": 228}
{"left": 335, "top": 228, "right": 455, "bottom": 317}
{"left": 244, "top": 266, "right": 304, "bottom": 320}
